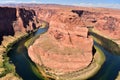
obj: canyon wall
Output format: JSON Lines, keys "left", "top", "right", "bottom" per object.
{"left": 0, "top": 5, "right": 120, "bottom": 80}
{"left": 0, "top": 6, "right": 42, "bottom": 80}
{"left": 0, "top": 7, "right": 39, "bottom": 44}
{"left": 72, "top": 9, "right": 120, "bottom": 39}
{"left": 28, "top": 6, "right": 120, "bottom": 79}
{"left": 0, "top": 7, "right": 16, "bottom": 44}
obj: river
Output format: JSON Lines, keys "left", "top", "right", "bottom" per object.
{"left": 89, "top": 42, "right": 120, "bottom": 80}
{"left": 7, "top": 28, "right": 120, "bottom": 80}
{"left": 7, "top": 28, "right": 48, "bottom": 80}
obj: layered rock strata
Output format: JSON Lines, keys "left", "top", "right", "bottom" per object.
{"left": 0, "top": 6, "right": 43, "bottom": 80}
{"left": 29, "top": 27, "right": 93, "bottom": 73}
{"left": 35, "top": 7, "right": 120, "bottom": 40}
{"left": 0, "top": 7, "right": 42, "bottom": 44}
{"left": 28, "top": 6, "right": 120, "bottom": 79}
{"left": 1, "top": 4, "right": 120, "bottom": 80}
{"left": 28, "top": 8, "right": 94, "bottom": 79}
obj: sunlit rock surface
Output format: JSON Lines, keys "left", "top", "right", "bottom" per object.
{"left": 28, "top": 7, "right": 93, "bottom": 75}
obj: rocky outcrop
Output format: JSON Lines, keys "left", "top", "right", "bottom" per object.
{"left": 28, "top": 6, "right": 120, "bottom": 79}
{"left": 19, "top": 8, "right": 36, "bottom": 28}
{"left": 95, "top": 16, "right": 120, "bottom": 39}
{"left": 72, "top": 9, "right": 120, "bottom": 40}
{"left": 0, "top": 7, "right": 16, "bottom": 44}
{"left": 1, "top": 4, "right": 120, "bottom": 80}
{"left": 28, "top": 26, "right": 93, "bottom": 73}
{"left": 0, "top": 7, "right": 41, "bottom": 44}
{"left": 28, "top": 7, "right": 94, "bottom": 79}
{"left": 71, "top": 9, "right": 120, "bottom": 56}
{"left": 0, "top": 6, "right": 43, "bottom": 79}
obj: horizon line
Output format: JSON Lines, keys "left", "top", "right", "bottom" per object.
{"left": 0, "top": 3, "right": 120, "bottom": 10}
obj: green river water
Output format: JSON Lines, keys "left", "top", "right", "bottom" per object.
{"left": 7, "top": 28, "right": 120, "bottom": 80}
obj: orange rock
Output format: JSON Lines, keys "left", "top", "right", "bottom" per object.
{"left": 28, "top": 9, "right": 94, "bottom": 73}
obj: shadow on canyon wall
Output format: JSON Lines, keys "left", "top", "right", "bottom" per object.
{"left": 0, "top": 7, "right": 36, "bottom": 44}
{"left": 19, "top": 8, "right": 36, "bottom": 28}
{"left": 0, "top": 7, "right": 16, "bottom": 44}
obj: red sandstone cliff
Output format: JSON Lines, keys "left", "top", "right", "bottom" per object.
{"left": 0, "top": 7, "right": 41, "bottom": 44}
{"left": 35, "top": 6, "right": 120, "bottom": 39}
{"left": 28, "top": 7, "right": 94, "bottom": 77}
{"left": 28, "top": 5, "right": 120, "bottom": 79}
{"left": 0, "top": 4, "right": 120, "bottom": 80}
{"left": 71, "top": 9, "right": 120, "bottom": 39}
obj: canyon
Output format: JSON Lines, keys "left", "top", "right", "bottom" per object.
{"left": 0, "top": 4, "right": 120, "bottom": 80}
{"left": 0, "top": 7, "right": 36, "bottom": 43}
{"left": 0, "top": 6, "right": 44, "bottom": 80}
{"left": 28, "top": 7, "right": 94, "bottom": 80}
{"left": 28, "top": 5, "right": 120, "bottom": 79}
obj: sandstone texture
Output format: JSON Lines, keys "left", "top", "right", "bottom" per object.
{"left": 0, "top": 4, "right": 120, "bottom": 80}
{"left": 28, "top": 5, "right": 120, "bottom": 79}
{"left": 28, "top": 28, "right": 93, "bottom": 74}
{"left": 28, "top": 6, "right": 94, "bottom": 78}
{"left": 0, "top": 6, "right": 44, "bottom": 79}
{"left": 34, "top": 5, "right": 120, "bottom": 40}
{"left": 0, "top": 7, "right": 43, "bottom": 44}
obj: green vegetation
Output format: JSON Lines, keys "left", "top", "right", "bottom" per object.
{"left": 89, "top": 29, "right": 120, "bottom": 55}
{"left": 89, "top": 29, "right": 120, "bottom": 80}
{"left": 2, "top": 59, "right": 15, "bottom": 76}
{"left": 94, "top": 46, "right": 105, "bottom": 66}
{"left": 30, "top": 29, "right": 106, "bottom": 80}
{"left": 25, "top": 34, "right": 40, "bottom": 48}
{"left": 25, "top": 34, "right": 51, "bottom": 80}
{"left": 36, "top": 65, "right": 55, "bottom": 80}
{"left": 0, "top": 21, "right": 48, "bottom": 79}
{"left": 0, "top": 32, "right": 30, "bottom": 79}
{"left": 30, "top": 64, "right": 45, "bottom": 80}
{"left": 35, "top": 45, "right": 105, "bottom": 80}
{"left": 58, "top": 45, "right": 105, "bottom": 80}
{"left": 40, "top": 22, "right": 48, "bottom": 28}
{"left": 34, "top": 32, "right": 106, "bottom": 80}
{"left": 0, "top": 52, "right": 21, "bottom": 79}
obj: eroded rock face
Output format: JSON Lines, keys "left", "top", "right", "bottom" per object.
{"left": 28, "top": 6, "right": 120, "bottom": 78}
{"left": 0, "top": 7, "right": 39, "bottom": 44}
{"left": 72, "top": 9, "right": 120, "bottom": 40}
{"left": 28, "top": 28, "right": 93, "bottom": 74}
{"left": 19, "top": 8, "right": 36, "bottom": 28}
{"left": 95, "top": 15, "right": 120, "bottom": 39}
{"left": 0, "top": 7, "right": 16, "bottom": 43}
{"left": 28, "top": 8, "right": 93, "bottom": 76}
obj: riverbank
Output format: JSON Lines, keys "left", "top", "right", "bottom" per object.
{"left": 0, "top": 29, "right": 38, "bottom": 79}
{"left": 58, "top": 45, "right": 105, "bottom": 80}
{"left": 0, "top": 32, "right": 28, "bottom": 79}
{"left": 0, "top": 25, "right": 107, "bottom": 80}
{"left": 89, "top": 29, "right": 120, "bottom": 55}
{"left": 27, "top": 20, "right": 106, "bottom": 80}
{"left": 89, "top": 28, "right": 120, "bottom": 80}
{"left": 30, "top": 41, "right": 105, "bottom": 80}
{"left": 25, "top": 26, "right": 49, "bottom": 48}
